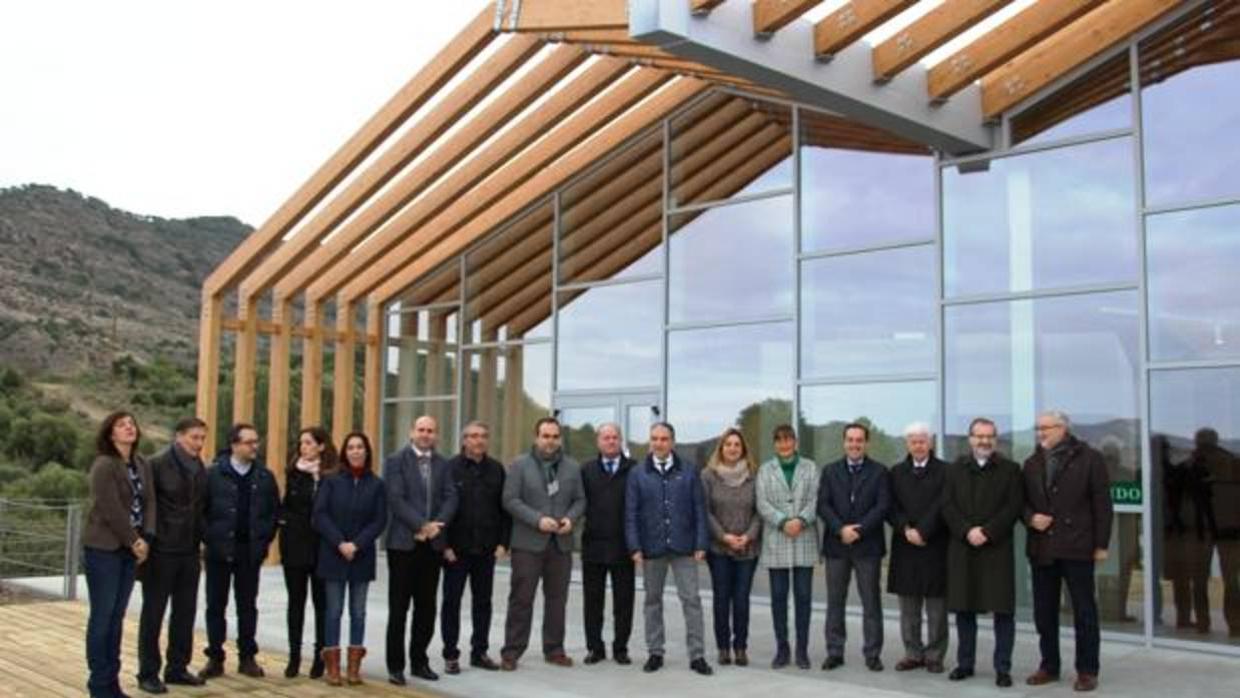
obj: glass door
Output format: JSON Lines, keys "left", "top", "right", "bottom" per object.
{"left": 555, "top": 392, "right": 661, "bottom": 464}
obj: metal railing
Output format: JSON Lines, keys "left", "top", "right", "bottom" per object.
{"left": 0, "top": 498, "right": 84, "bottom": 600}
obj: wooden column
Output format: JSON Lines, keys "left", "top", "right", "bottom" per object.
{"left": 195, "top": 291, "right": 223, "bottom": 451}
{"left": 266, "top": 295, "right": 293, "bottom": 491}
{"left": 332, "top": 298, "right": 357, "bottom": 445}
{"left": 301, "top": 300, "right": 324, "bottom": 428}
{"left": 501, "top": 346, "right": 524, "bottom": 461}
{"left": 232, "top": 295, "right": 259, "bottom": 424}
{"left": 363, "top": 300, "right": 383, "bottom": 444}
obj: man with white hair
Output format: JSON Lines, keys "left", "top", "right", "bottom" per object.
{"left": 886, "top": 422, "right": 950, "bottom": 674}
{"left": 1021, "top": 410, "right": 1112, "bottom": 693}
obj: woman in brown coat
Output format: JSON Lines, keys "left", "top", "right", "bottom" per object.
{"left": 83, "top": 411, "right": 156, "bottom": 698}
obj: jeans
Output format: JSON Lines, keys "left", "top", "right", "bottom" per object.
{"left": 1032, "top": 559, "right": 1101, "bottom": 675}
{"left": 706, "top": 553, "right": 757, "bottom": 651}
{"left": 325, "top": 579, "right": 370, "bottom": 648}
{"left": 85, "top": 547, "right": 136, "bottom": 697}
{"left": 955, "top": 611, "right": 1015, "bottom": 673}
{"left": 441, "top": 552, "right": 498, "bottom": 660}
{"left": 769, "top": 566, "right": 813, "bottom": 655}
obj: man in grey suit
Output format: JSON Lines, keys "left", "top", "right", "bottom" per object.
{"left": 500, "top": 417, "right": 586, "bottom": 671}
{"left": 384, "top": 415, "right": 459, "bottom": 685}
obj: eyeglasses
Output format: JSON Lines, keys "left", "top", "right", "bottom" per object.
{"left": 239, "top": 439, "right": 261, "bottom": 446}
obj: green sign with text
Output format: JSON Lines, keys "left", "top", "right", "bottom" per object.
{"left": 1110, "top": 481, "right": 1142, "bottom": 506}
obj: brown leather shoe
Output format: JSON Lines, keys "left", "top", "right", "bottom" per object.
{"left": 1026, "top": 668, "right": 1060, "bottom": 686}
{"left": 1073, "top": 674, "right": 1098, "bottom": 692}
{"left": 926, "top": 660, "right": 945, "bottom": 674}
{"left": 734, "top": 649, "right": 748, "bottom": 666}
{"left": 238, "top": 657, "right": 265, "bottom": 678}
{"left": 500, "top": 657, "right": 518, "bottom": 672}
{"left": 895, "top": 657, "right": 925, "bottom": 671}
{"left": 346, "top": 646, "right": 366, "bottom": 685}
{"left": 544, "top": 653, "right": 573, "bottom": 667}
{"left": 321, "top": 648, "right": 342, "bottom": 686}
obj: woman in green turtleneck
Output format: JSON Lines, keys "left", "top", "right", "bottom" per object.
{"left": 755, "top": 424, "right": 820, "bottom": 670}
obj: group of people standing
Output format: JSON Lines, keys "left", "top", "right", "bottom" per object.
{"left": 81, "top": 406, "right": 1113, "bottom": 697}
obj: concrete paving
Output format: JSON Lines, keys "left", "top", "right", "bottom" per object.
{"left": 12, "top": 556, "right": 1239, "bottom": 698}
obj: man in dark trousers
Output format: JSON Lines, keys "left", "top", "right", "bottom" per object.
{"left": 817, "top": 422, "right": 890, "bottom": 672}
{"left": 137, "top": 417, "right": 209, "bottom": 693}
{"left": 200, "top": 423, "right": 281, "bottom": 680}
{"left": 580, "top": 423, "right": 636, "bottom": 666}
{"left": 942, "top": 417, "right": 1024, "bottom": 688}
{"left": 440, "top": 420, "right": 510, "bottom": 675}
{"left": 886, "top": 422, "right": 949, "bottom": 674}
{"left": 384, "top": 414, "right": 459, "bottom": 685}
{"left": 1022, "top": 410, "right": 1113, "bottom": 693}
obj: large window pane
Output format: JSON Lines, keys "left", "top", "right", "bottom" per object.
{"left": 669, "top": 196, "right": 793, "bottom": 323}
{"left": 1011, "top": 52, "right": 1132, "bottom": 147}
{"left": 670, "top": 93, "right": 792, "bottom": 208}
{"left": 1148, "top": 203, "right": 1240, "bottom": 362}
{"left": 384, "top": 309, "right": 458, "bottom": 399}
{"left": 381, "top": 399, "right": 455, "bottom": 462}
{"left": 1141, "top": 4, "right": 1240, "bottom": 207}
{"left": 557, "top": 280, "right": 661, "bottom": 391}
{"left": 388, "top": 260, "right": 459, "bottom": 310}
{"left": 465, "top": 199, "right": 553, "bottom": 343}
{"left": 798, "top": 381, "right": 935, "bottom": 466}
{"left": 943, "top": 291, "right": 1141, "bottom": 468}
{"left": 460, "top": 341, "right": 552, "bottom": 465}
{"left": 667, "top": 322, "right": 793, "bottom": 466}
{"left": 1150, "top": 367, "right": 1240, "bottom": 645}
{"left": 943, "top": 138, "right": 1137, "bottom": 297}
{"left": 801, "top": 245, "right": 936, "bottom": 379}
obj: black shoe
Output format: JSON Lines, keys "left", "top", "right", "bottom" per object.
{"left": 996, "top": 672, "right": 1013, "bottom": 687}
{"left": 445, "top": 659, "right": 461, "bottom": 675}
{"left": 388, "top": 672, "right": 407, "bottom": 686}
{"left": 690, "top": 658, "right": 713, "bottom": 676}
{"left": 643, "top": 655, "right": 664, "bottom": 673}
{"left": 237, "top": 658, "right": 265, "bottom": 678}
{"left": 949, "top": 667, "right": 974, "bottom": 681}
{"left": 284, "top": 654, "right": 300, "bottom": 678}
{"left": 309, "top": 653, "right": 325, "bottom": 679}
{"left": 614, "top": 650, "right": 632, "bottom": 665}
{"left": 163, "top": 670, "right": 205, "bottom": 687}
{"left": 470, "top": 655, "right": 501, "bottom": 671}
{"left": 771, "top": 647, "right": 790, "bottom": 669}
{"left": 796, "top": 653, "right": 810, "bottom": 670}
{"left": 821, "top": 656, "right": 844, "bottom": 671}
{"left": 199, "top": 658, "right": 224, "bottom": 680}
{"left": 411, "top": 665, "right": 440, "bottom": 681}
{"left": 867, "top": 657, "right": 884, "bottom": 672}
{"left": 137, "top": 677, "right": 167, "bottom": 695}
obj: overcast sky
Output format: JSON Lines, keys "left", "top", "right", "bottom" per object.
{"left": 0, "top": 1, "right": 491, "bottom": 226}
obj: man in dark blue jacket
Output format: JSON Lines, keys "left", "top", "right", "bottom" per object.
{"left": 200, "top": 423, "right": 281, "bottom": 680}
{"left": 817, "top": 422, "right": 890, "bottom": 672}
{"left": 625, "top": 422, "right": 712, "bottom": 677}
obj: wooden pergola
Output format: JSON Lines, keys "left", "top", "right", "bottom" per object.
{"left": 198, "top": 0, "right": 1208, "bottom": 481}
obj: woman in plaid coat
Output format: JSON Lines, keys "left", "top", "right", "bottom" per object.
{"left": 756, "top": 425, "right": 821, "bottom": 669}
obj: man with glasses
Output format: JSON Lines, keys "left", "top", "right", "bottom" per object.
{"left": 942, "top": 417, "right": 1023, "bottom": 688}
{"left": 1022, "top": 411, "right": 1112, "bottom": 693}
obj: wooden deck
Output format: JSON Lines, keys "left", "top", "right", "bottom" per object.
{"left": 0, "top": 601, "right": 441, "bottom": 697}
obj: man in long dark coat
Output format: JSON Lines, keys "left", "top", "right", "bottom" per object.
{"left": 942, "top": 417, "right": 1023, "bottom": 688}
{"left": 886, "top": 422, "right": 949, "bottom": 674}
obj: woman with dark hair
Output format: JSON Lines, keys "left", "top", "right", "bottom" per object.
{"left": 314, "top": 431, "right": 388, "bottom": 686}
{"left": 83, "top": 411, "right": 156, "bottom": 698}
{"left": 279, "top": 426, "right": 338, "bottom": 678}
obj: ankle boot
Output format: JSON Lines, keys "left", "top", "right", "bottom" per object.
{"left": 322, "top": 647, "right": 342, "bottom": 686}
{"left": 284, "top": 650, "right": 301, "bottom": 678}
{"left": 346, "top": 646, "right": 367, "bottom": 685}
{"left": 309, "top": 644, "right": 325, "bottom": 679}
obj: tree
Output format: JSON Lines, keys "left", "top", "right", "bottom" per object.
{"left": 2, "top": 463, "right": 88, "bottom": 501}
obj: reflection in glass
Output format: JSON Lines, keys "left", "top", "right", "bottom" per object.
{"left": 798, "top": 381, "right": 935, "bottom": 466}
{"left": 460, "top": 342, "right": 552, "bottom": 465}
{"left": 384, "top": 309, "right": 458, "bottom": 398}
{"left": 559, "top": 405, "right": 617, "bottom": 468}
{"left": 559, "top": 130, "right": 663, "bottom": 285}
{"left": 801, "top": 245, "right": 936, "bottom": 378}
{"left": 1147, "top": 203, "right": 1240, "bottom": 362}
{"left": 388, "top": 260, "right": 460, "bottom": 311}
{"left": 465, "top": 199, "right": 553, "bottom": 343}
{"left": 943, "top": 137, "right": 1136, "bottom": 297}
{"left": 667, "top": 322, "right": 793, "bottom": 466}
{"left": 626, "top": 403, "right": 655, "bottom": 463}
{"left": 381, "top": 399, "right": 456, "bottom": 461}
{"left": 556, "top": 281, "right": 662, "bottom": 391}
{"left": 1150, "top": 367, "right": 1240, "bottom": 644}
{"left": 943, "top": 291, "right": 1140, "bottom": 468}
{"left": 670, "top": 93, "right": 792, "bottom": 207}
{"left": 1011, "top": 52, "right": 1132, "bottom": 147}
{"left": 668, "top": 196, "right": 793, "bottom": 323}
{"left": 1140, "top": 4, "right": 1240, "bottom": 207}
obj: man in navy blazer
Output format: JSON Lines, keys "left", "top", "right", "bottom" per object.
{"left": 383, "top": 415, "right": 459, "bottom": 685}
{"left": 817, "top": 422, "right": 891, "bottom": 672}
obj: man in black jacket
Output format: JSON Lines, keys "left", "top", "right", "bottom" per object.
{"left": 580, "top": 423, "right": 636, "bottom": 666}
{"left": 136, "top": 417, "right": 209, "bottom": 693}
{"left": 440, "top": 420, "right": 510, "bottom": 675}
{"left": 200, "top": 423, "right": 281, "bottom": 680}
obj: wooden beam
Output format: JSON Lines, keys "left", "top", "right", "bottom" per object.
{"left": 535, "top": 29, "right": 640, "bottom": 44}
{"left": 498, "top": 0, "right": 629, "bottom": 32}
{"left": 231, "top": 297, "right": 259, "bottom": 424}
{"left": 195, "top": 292, "right": 223, "bottom": 451}
{"left": 369, "top": 79, "right": 712, "bottom": 305}
{"left": 219, "top": 317, "right": 379, "bottom": 345}
{"left": 927, "top": 0, "right": 1106, "bottom": 101}
{"left": 265, "top": 297, "right": 292, "bottom": 494}
{"left": 872, "top": 0, "right": 1013, "bottom": 82}
{"left": 333, "top": 69, "right": 679, "bottom": 304}
{"left": 753, "top": 1, "right": 824, "bottom": 37}
{"left": 692, "top": 0, "right": 728, "bottom": 16}
{"left": 300, "top": 301, "right": 324, "bottom": 427}
{"left": 814, "top": 0, "right": 917, "bottom": 59}
{"left": 203, "top": 6, "right": 495, "bottom": 296}
{"left": 363, "top": 301, "right": 382, "bottom": 442}
{"left": 295, "top": 57, "right": 633, "bottom": 304}
{"left": 981, "top": 0, "right": 1184, "bottom": 118}
{"left": 332, "top": 299, "right": 357, "bottom": 446}
{"left": 238, "top": 35, "right": 548, "bottom": 301}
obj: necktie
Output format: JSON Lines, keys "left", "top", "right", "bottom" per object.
{"left": 606, "top": 459, "right": 616, "bottom": 476}
{"left": 657, "top": 459, "right": 667, "bottom": 474}
{"left": 417, "top": 453, "right": 431, "bottom": 512}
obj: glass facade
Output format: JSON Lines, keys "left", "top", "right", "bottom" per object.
{"left": 379, "top": 3, "right": 1240, "bottom": 651}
